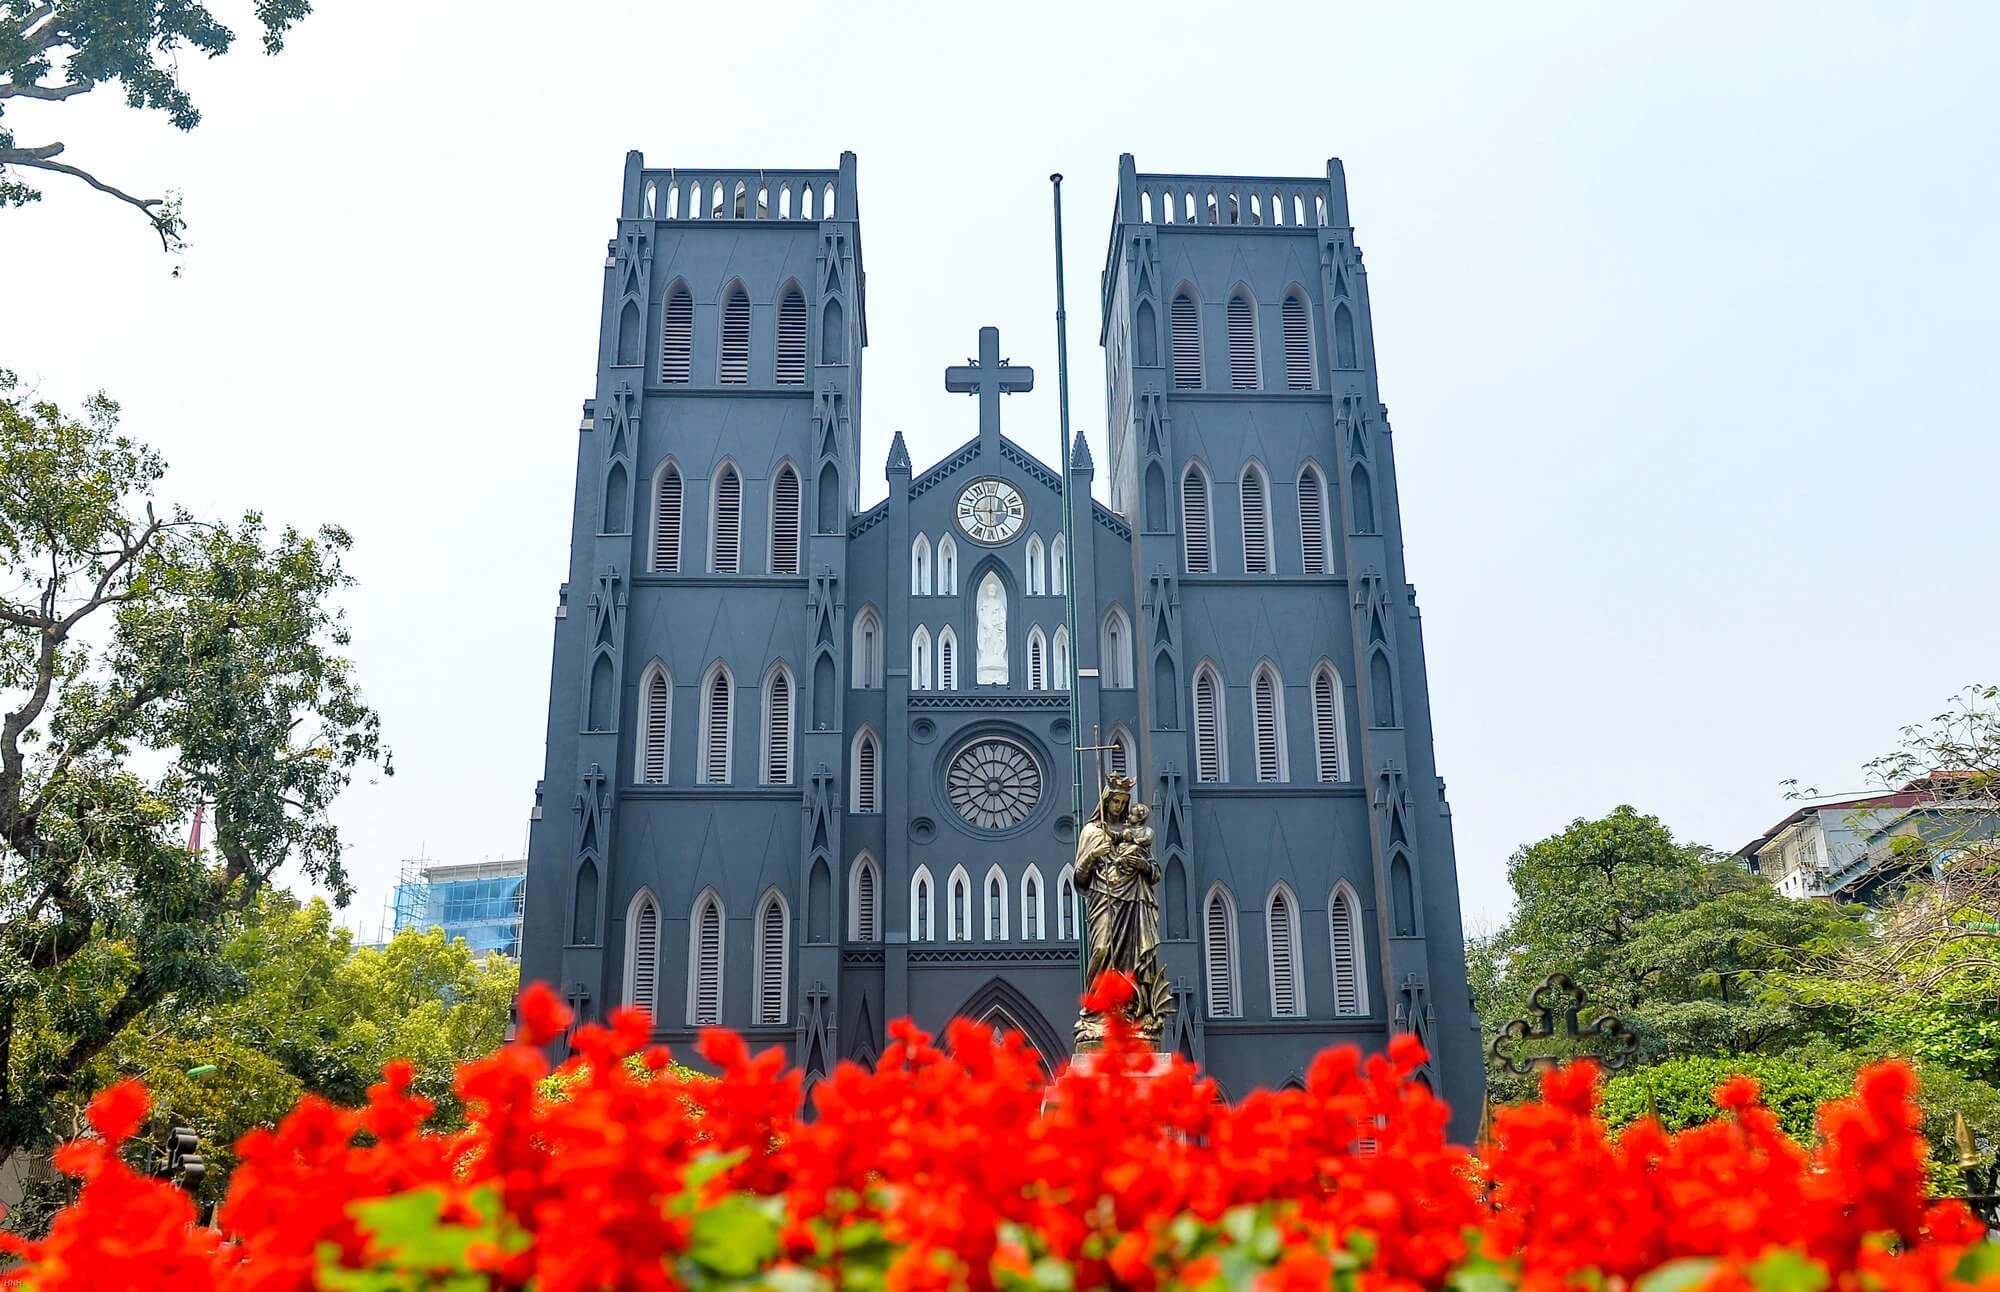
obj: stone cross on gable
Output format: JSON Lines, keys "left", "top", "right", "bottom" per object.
{"left": 945, "top": 326, "right": 1033, "bottom": 450}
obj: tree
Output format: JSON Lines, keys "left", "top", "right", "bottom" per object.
{"left": 0, "top": 370, "right": 385, "bottom": 1160}
{"left": 0, "top": 0, "right": 313, "bottom": 249}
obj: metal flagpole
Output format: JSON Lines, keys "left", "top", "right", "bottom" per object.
{"left": 1050, "top": 173, "right": 1088, "bottom": 990}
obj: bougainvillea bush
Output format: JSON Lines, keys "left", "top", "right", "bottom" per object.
{"left": 5, "top": 975, "right": 1995, "bottom": 1291}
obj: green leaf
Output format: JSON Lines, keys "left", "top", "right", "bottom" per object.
{"left": 1954, "top": 1243, "right": 2000, "bottom": 1283}
{"left": 1748, "top": 1248, "right": 1827, "bottom": 1292}
{"left": 687, "top": 1194, "right": 783, "bottom": 1278}
{"left": 1637, "top": 1259, "right": 1722, "bottom": 1292}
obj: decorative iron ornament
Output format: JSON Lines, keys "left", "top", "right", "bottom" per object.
{"left": 1489, "top": 972, "right": 1639, "bottom": 1075}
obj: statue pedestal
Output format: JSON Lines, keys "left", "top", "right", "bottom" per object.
{"left": 1059, "top": 1050, "right": 1175, "bottom": 1082}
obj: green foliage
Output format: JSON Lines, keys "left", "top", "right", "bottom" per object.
{"left": 0, "top": 371, "right": 388, "bottom": 1170}
{"left": 1600, "top": 1054, "right": 1852, "bottom": 1142}
{"left": 2, "top": 0, "right": 315, "bottom": 245}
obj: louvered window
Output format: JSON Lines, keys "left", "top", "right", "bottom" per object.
{"left": 689, "top": 895, "right": 723, "bottom": 1025}
{"left": 1027, "top": 629, "right": 1046, "bottom": 691}
{"left": 1193, "top": 666, "right": 1224, "bottom": 783}
{"left": 1227, "top": 295, "right": 1258, "bottom": 390}
{"left": 1283, "top": 294, "right": 1315, "bottom": 389}
{"left": 1058, "top": 869, "right": 1077, "bottom": 941}
{"left": 1299, "top": 467, "right": 1329, "bottom": 575}
{"left": 630, "top": 896, "right": 659, "bottom": 1014}
{"left": 1330, "top": 884, "right": 1364, "bottom": 1015}
{"left": 1241, "top": 466, "right": 1271, "bottom": 574}
{"left": 652, "top": 464, "right": 682, "bottom": 572}
{"left": 776, "top": 287, "right": 807, "bottom": 384}
{"left": 754, "top": 896, "right": 787, "bottom": 1024}
{"left": 1313, "top": 666, "right": 1344, "bottom": 782}
{"left": 700, "top": 669, "right": 732, "bottom": 784}
{"left": 1253, "top": 666, "right": 1283, "bottom": 782}
{"left": 853, "top": 730, "right": 879, "bottom": 813}
{"left": 770, "top": 466, "right": 800, "bottom": 574}
{"left": 1182, "top": 467, "right": 1213, "bottom": 574}
{"left": 1109, "top": 729, "right": 1132, "bottom": 779}
{"left": 937, "top": 629, "right": 957, "bottom": 691}
{"left": 719, "top": 286, "right": 750, "bottom": 383}
{"left": 1269, "top": 888, "right": 1302, "bottom": 1017}
{"left": 660, "top": 285, "right": 692, "bottom": 383}
{"left": 639, "top": 667, "right": 670, "bottom": 785}
{"left": 763, "top": 667, "right": 793, "bottom": 785}
{"left": 1205, "top": 889, "right": 1239, "bottom": 1018}
{"left": 987, "top": 876, "right": 1003, "bottom": 940}
{"left": 1171, "top": 293, "right": 1201, "bottom": 390}
{"left": 852, "top": 858, "right": 879, "bottom": 941}
{"left": 712, "top": 467, "right": 741, "bottom": 573}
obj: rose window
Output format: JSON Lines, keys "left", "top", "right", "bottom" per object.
{"left": 945, "top": 738, "right": 1042, "bottom": 830}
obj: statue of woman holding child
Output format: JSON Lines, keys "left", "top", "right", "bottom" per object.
{"left": 1071, "top": 774, "right": 1173, "bottom": 1049}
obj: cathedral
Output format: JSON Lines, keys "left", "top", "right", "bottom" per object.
{"left": 517, "top": 151, "right": 1483, "bottom": 1126}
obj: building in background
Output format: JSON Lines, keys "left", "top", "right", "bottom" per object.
{"left": 517, "top": 151, "right": 1483, "bottom": 1130}
{"left": 1739, "top": 775, "right": 1999, "bottom": 904}
{"left": 392, "top": 857, "right": 528, "bottom": 959}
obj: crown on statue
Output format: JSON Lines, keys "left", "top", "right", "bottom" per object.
{"left": 1102, "top": 774, "right": 1136, "bottom": 795}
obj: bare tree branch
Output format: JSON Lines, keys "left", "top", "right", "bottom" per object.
{"left": 0, "top": 80, "right": 93, "bottom": 102}
{"left": 0, "top": 145, "right": 176, "bottom": 249}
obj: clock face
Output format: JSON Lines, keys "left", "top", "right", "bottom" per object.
{"left": 955, "top": 478, "right": 1025, "bottom": 544}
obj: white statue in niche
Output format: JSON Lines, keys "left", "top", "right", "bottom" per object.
{"left": 975, "top": 573, "right": 1008, "bottom": 684}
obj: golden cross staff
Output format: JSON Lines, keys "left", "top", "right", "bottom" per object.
{"left": 1075, "top": 723, "right": 1121, "bottom": 802}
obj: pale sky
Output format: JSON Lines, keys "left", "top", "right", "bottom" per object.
{"left": 4, "top": 1, "right": 1995, "bottom": 936}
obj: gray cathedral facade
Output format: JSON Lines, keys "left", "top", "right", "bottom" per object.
{"left": 519, "top": 151, "right": 1483, "bottom": 1126}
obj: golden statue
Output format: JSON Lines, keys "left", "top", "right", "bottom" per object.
{"left": 1072, "top": 773, "right": 1173, "bottom": 1049}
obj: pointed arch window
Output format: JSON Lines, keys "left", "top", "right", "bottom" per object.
{"left": 851, "top": 607, "right": 883, "bottom": 687}
{"left": 948, "top": 867, "right": 971, "bottom": 942}
{"left": 1026, "top": 627, "right": 1047, "bottom": 691}
{"left": 711, "top": 464, "right": 742, "bottom": 574}
{"left": 752, "top": 891, "right": 789, "bottom": 1024}
{"left": 699, "top": 665, "right": 733, "bottom": 785}
{"left": 1192, "top": 662, "right": 1226, "bottom": 783}
{"left": 660, "top": 283, "right": 693, "bottom": 383}
{"left": 719, "top": 284, "right": 751, "bottom": 383}
{"left": 1021, "top": 865, "right": 1044, "bottom": 941}
{"left": 1051, "top": 627, "right": 1071, "bottom": 692}
{"left": 983, "top": 865, "right": 1008, "bottom": 940}
{"left": 1100, "top": 608, "right": 1132, "bottom": 688}
{"left": 851, "top": 727, "right": 881, "bottom": 813}
{"left": 762, "top": 664, "right": 794, "bottom": 785}
{"left": 652, "top": 461, "right": 683, "bottom": 573}
{"left": 1282, "top": 290, "right": 1315, "bottom": 390}
{"left": 1025, "top": 536, "right": 1045, "bottom": 596}
{"left": 770, "top": 465, "right": 801, "bottom": 574}
{"left": 626, "top": 890, "right": 661, "bottom": 1016}
{"left": 1267, "top": 884, "right": 1304, "bottom": 1018}
{"left": 1170, "top": 291, "right": 1201, "bottom": 390}
{"left": 687, "top": 890, "right": 724, "bottom": 1026}
{"left": 1182, "top": 465, "right": 1213, "bottom": 574}
{"left": 1252, "top": 662, "right": 1287, "bottom": 783}
{"left": 1312, "top": 663, "right": 1346, "bottom": 782}
{"left": 1333, "top": 302, "right": 1358, "bottom": 369}
{"left": 776, "top": 285, "right": 808, "bottom": 384}
{"left": 911, "top": 534, "right": 931, "bottom": 595}
{"left": 937, "top": 626, "right": 959, "bottom": 691}
{"left": 1226, "top": 291, "right": 1259, "bottom": 390}
{"left": 851, "top": 853, "right": 881, "bottom": 941}
{"left": 936, "top": 534, "right": 958, "bottom": 596}
{"left": 1330, "top": 881, "right": 1366, "bottom": 1015}
{"left": 637, "top": 663, "right": 671, "bottom": 785}
{"left": 1057, "top": 866, "right": 1078, "bottom": 941}
{"left": 1240, "top": 463, "right": 1272, "bottom": 574}
{"left": 1298, "top": 465, "right": 1330, "bottom": 575}
{"left": 1109, "top": 726, "right": 1135, "bottom": 780}
{"left": 910, "top": 866, "right": 935, "bottom": 942}
{"left": 1204, "top": 886, "right": 1240, "bottom": 1018}
{"left": 910, "top": 627, "right": 932, "bottom": 692}
{"left": 1050, "top": 534, "right": 1067, "bottom": 592}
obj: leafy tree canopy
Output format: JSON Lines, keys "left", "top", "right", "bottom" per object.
{"left": 0, "top": 0, "right": 313, "bottom": 248}
{"left": 0, "top": 369, "right": 384, "bottom": 1161}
